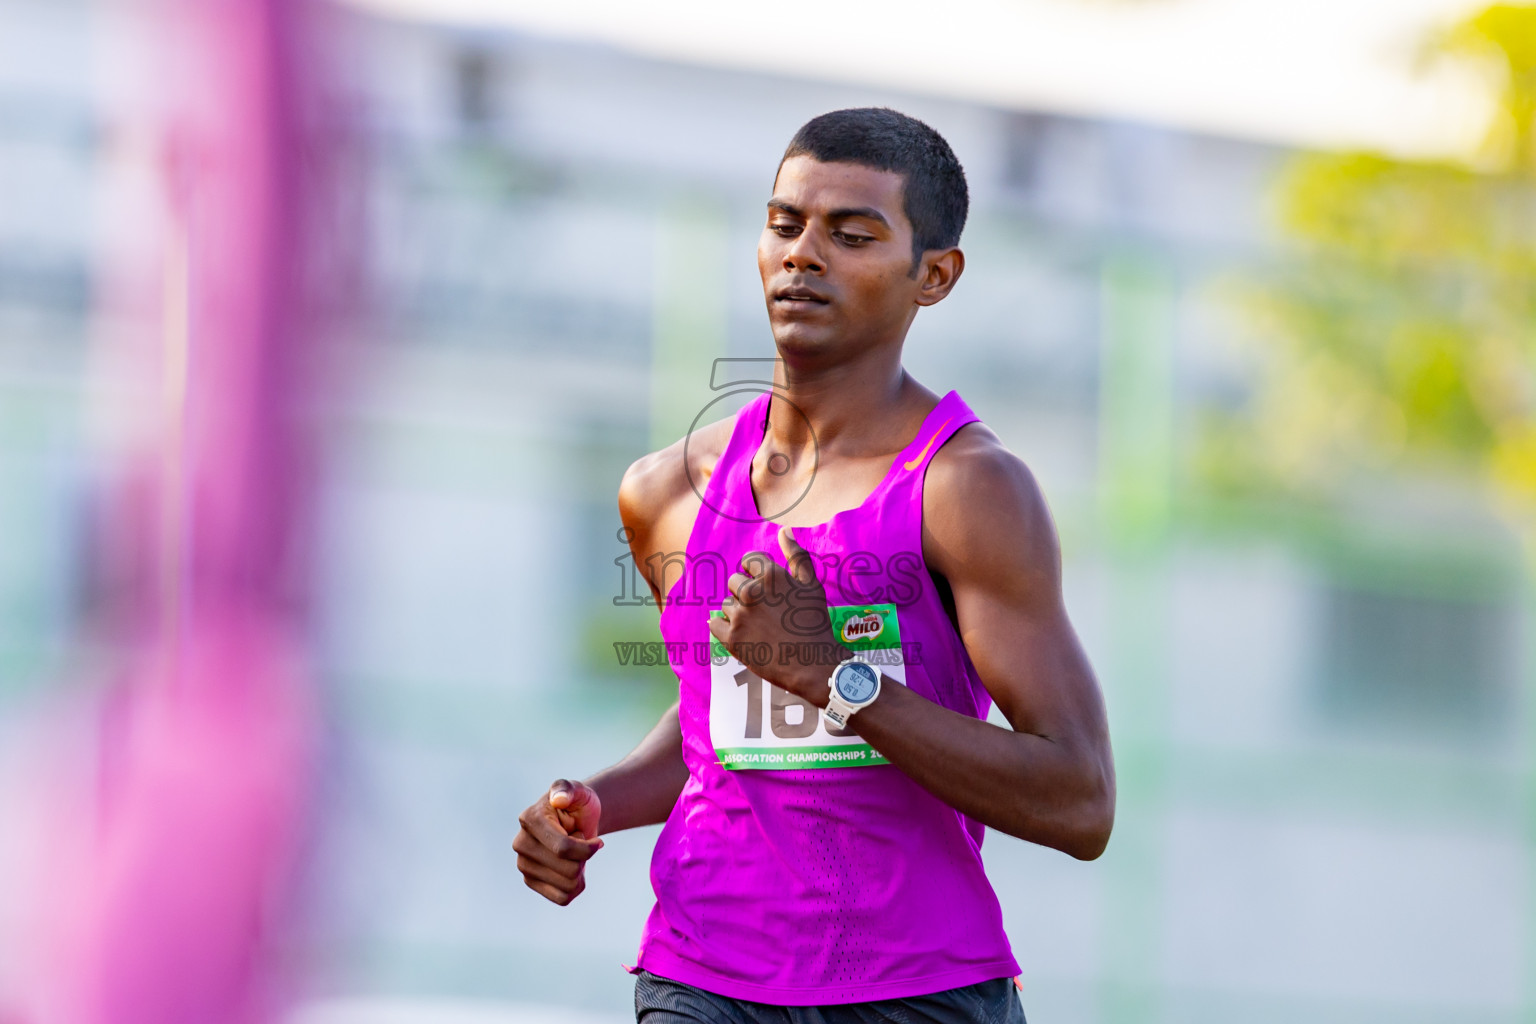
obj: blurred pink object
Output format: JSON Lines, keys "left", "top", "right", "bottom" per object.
{"left": 35, "top": 0, "right": 331, "bottom": 1020}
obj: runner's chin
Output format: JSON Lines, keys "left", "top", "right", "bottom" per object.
{"left": 768, "top": 318, "right": 838, "bottom": 355}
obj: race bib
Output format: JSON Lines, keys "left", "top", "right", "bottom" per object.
{"left": 708, "top": 603, "right": 907, "bottom": 770}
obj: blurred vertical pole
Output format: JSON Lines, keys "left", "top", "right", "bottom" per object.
{"left": 40, "top": 0, "right": 327, "bottom": 1021}
{"left": 1095, "top": 250, "right": 1174, "bottom": 1024}
{"left": 651, "top": 199, "right": 729, "bottom": 454}
{"left": 1525, "top": 557, "right": 1536, "bottom": 1024}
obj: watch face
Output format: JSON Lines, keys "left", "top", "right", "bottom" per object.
{"left": 834, "top": 661, "right": 879, "bottom": 704}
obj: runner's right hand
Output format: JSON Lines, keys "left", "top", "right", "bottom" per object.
{"left": 514, "top": 779, "right": 605, "bottom": 905}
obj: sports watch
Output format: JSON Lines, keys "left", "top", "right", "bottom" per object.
{"left": 824, "top": 656, "right": 882, "bottom": 729}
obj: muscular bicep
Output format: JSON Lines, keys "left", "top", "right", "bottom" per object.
{"left": 953, "top": 572, "right": 1101, "bottom": 743}
{"left": 924, "top": 438, "right": 1108, "bottom": 749}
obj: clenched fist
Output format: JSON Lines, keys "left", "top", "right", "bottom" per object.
{"left": 514, "top": 779, "right": 604, "bottom": 905}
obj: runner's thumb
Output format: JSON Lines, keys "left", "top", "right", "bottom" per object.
{"left": 779, "top": 526, "right": 818, "bottom": 587}
{"left": 548, "top": 779, "right": 601, "bottom": 840}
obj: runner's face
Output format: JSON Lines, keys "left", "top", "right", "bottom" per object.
{"left": 758, "top": 157, "right": 924, "bottom": 358}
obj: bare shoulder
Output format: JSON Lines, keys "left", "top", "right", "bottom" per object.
{"left": 618, "top": 416, "right": 735, "bottom": 527}
{"left": 619, "top": 416, "right": 737, "bottom": 594}
{"left": 922, "top": 422, "right": 1061, "bottom": 596}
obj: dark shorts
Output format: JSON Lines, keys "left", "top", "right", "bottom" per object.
{"left": 634, "top": 969, "right": 1028, "bottom": 1024}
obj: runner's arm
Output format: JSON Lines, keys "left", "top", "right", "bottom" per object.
{"left": 588, "top": 441, "right": 709, "bottom": 834}
{"left": 584, "top": 701, "right": 688, "bottom": 835}
{"left": 834, "top": 434, "right": 1115, "bottom": 859}
{"left": 514, "top": 702, "right": 685, "bottom": 904}
{"left": 515, "top": 440, "right": 697, "bottom": 903}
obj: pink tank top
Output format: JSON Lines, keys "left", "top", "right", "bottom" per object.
{"left": 634, "top": 389, "right": 1020, "bottom": 1005}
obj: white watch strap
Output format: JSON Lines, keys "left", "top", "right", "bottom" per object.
{"left": 825, "top": 693, "right": 856, "bottom": 728}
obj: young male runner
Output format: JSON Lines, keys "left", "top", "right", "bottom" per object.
{"left": 514, "top": 107, "right": 1115, "bottom": 1023}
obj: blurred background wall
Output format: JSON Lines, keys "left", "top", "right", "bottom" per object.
{"left": 0, "top": 0, "right": 1530, "bottom": 1022}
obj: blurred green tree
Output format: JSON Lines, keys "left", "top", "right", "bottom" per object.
{"left": 1208, "top": 4, "right": 1536, "bottom": 533}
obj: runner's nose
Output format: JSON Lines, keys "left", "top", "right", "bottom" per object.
{"left": 782, "top": 230, "right": 825, "bottom": 275}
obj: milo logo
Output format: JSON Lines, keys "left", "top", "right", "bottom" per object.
{"left": 840, "top": 611, "right": 884, "bottom": 644}
{"left": 829, "top": 602, "right": 901, "bottom": 653}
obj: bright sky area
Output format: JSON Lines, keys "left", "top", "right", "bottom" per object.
{"left": 346, "top": 0, "right": 1497, "bottom": 159}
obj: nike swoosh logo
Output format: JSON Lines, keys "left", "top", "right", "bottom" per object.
{"left": 903, "top": 417, "right": 953, "bottom": 471}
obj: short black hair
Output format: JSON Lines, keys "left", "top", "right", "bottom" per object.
{"left": 780, "top": 107, "right": 969, "bottom": 268}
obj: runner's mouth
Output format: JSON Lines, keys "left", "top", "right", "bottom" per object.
{"left": 774, "top": 290, "right": 830, "bottom": 305}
